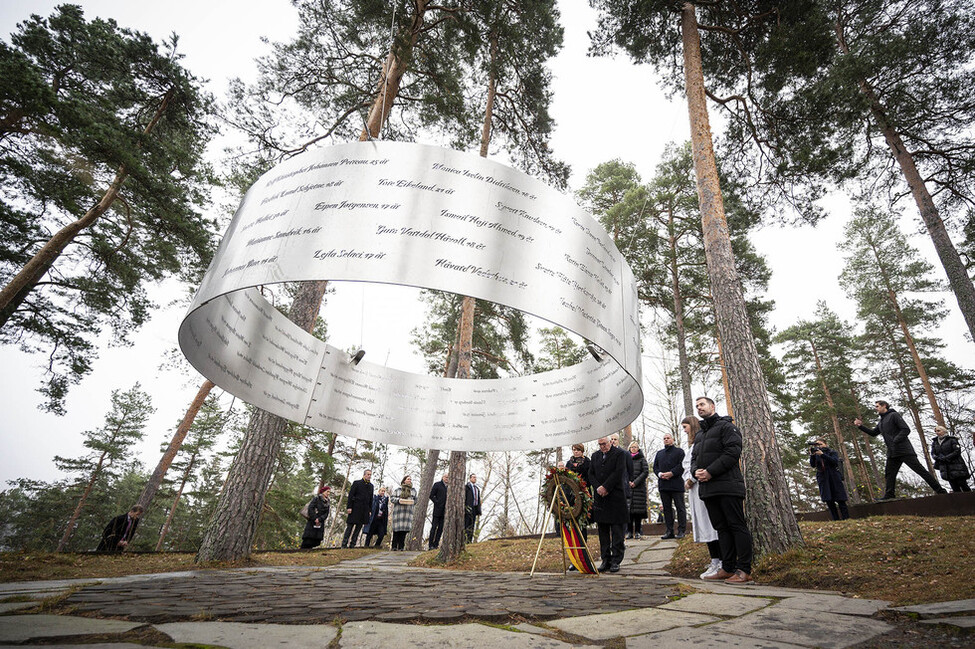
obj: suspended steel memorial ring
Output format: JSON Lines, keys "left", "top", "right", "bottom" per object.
{"left": 178, "top": 142, "right": 643, "bottom": 451}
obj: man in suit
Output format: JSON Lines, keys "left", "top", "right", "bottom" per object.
{"left": 654, "top": 432, "right": 687, "bottom": 539}
{"left": 464, "top": 473, "right": 482, "bottom": 543}
{"left": 342, "top": 469, "right": 374, "bottom": 548}
{"left": 589, "top": 436, "right": 628, "bottom": 572}
{"left": 96, "top": 505, "right": 143, "bottom": 552}
{"left": 854, "top": 400, "right": 946, "bottom": 500}
{"left": 428, "top": 472, "right": 448, "bottom": 549}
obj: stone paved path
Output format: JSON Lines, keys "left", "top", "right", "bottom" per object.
{"left": 1, "top": 535, "right": 971, "bottom": 648}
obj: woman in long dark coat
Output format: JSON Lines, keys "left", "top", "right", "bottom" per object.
{"left": 626, "top": 441, "right": 649, "bottom": 539}
{"left": 300, "top": 486, "right": 331, "bottom": 548}
{"left": 932, "top": 425, "right": 971, "bottom": 492}
{"left": 809, "top": 439, "right": 848, "bottom": 520}
{"left": 363, "top": 487, "right": 390, "bottom": 547}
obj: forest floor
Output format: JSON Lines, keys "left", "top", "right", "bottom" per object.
{"left": 2, "top": 516, "right": 971, "bottom": 607}
{"left": 411, "top": 516, "right": 974, "bottom": 606}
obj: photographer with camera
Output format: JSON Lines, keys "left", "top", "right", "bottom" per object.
{"left": 809, "top": 439, "right": 849, "bottom": 520}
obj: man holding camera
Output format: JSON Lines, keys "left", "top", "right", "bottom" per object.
{"left": 809, "top": 439, "right": 849, "bottom": 520}
{"left": 855, "top": 400, "right": 946, "bottom": 500}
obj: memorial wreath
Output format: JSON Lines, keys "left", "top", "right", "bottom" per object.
{"left": 541, "top": 467, "right": 592, "bottom": 522}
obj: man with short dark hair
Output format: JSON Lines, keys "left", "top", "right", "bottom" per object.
{"left": 693, "top": 396, "right": 754, "bottom": 584}
{"left": 589, "top": 436, "right": 628, "bottom": 572}
{"left": 429, "top": 472, "right": 448, "bottom": 549}
{"left": 464, "top": 473, "right": 482, "bottom": 542}
{"left": 855, "top": 401, "right": 947, "bottom": 500}
{"left": 96, "top": 506, "right": 144, "bottom": 552}
{"left": 342, "top": 469, "right": 374, "bottom": 548}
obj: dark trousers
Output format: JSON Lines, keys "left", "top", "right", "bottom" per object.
{"left": 391, "top": 530, "right": 407, "bottom": 550}
{"left": 660, "top": 490, "right": 686, "bottom": 534}
{"left": 628, "top": 514, "right": 644, "bottom": 536}
{"left": 596, "top": 522, "right": 626, "bottom": 567}
{"left": 948, "top": 478, "right": 971, "bottom": 492}
{"left": 825, "top": 500, "right": 849, "bottom": 520}
{"left": 703, "top": 495, "right": 753, "bottom": 574}
{"left": 429, "top": 515, "right": 445, "bottom": 549}
{"left": 342, "top": 522, "right": 363, "bottom": 547}
{"left": 885, "top": 454, "right": 946, "bottom": 498}
{"left": 364, "top": 532, "right": 385, "bottom": 547}
{"left": 464, "top": 512, "right": 478, "bottom": 542}
{"left": 706, "top": 539, "right": 721, "bottom": 559}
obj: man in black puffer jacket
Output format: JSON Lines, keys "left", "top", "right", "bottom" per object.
{"left": 691, "top": 396, "right": 754, "bottom": 585}
{"left": 854, "top": 400, "right": 946, "bottom": 500}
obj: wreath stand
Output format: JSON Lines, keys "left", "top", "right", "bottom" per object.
{"left": 529, "top": 471, "right": 598, "bottom": 577}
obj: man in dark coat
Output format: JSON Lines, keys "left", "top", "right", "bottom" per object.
{"left": 809, "top": 439, "right": 849, "bottom": 520}
{"left": 464, "top": 473, "right": 482, "bottom": 543}
{"left": 429, "top": 472, "right": 448, "bottom": 549}
{"left": 855, "top": 400, "right": 946, "bottom": 500}
{"left": 654, "top": 432, "right": 686, "bottom": 539}
{"left": 589, "top": 436, "right": 628, "bottom": 572}
{"left": 342, "top": 469, "right": 374, "bottom": 548}
{"left": 96, "top": 506, "right": 143, "bottom": 552}
{"left": 692, "top": 396, "right": 754, "bottom": 584}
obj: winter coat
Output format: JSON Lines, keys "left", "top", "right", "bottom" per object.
{"left": 931, "top": 435, "right": 971, "bottom": 481}
{"left": 690, "top": 414, "right": 746, "bottom": 500}
{"left": 390, "top": 485, "right": 416, "bottom": 533}
{"left": 364, "top": 494, "right": 389, "bottom": 536}
{"left": 653, "top": 445, "right": 686, "bottom": 493}
{"left": 622, "top": 448, "right": 634, "bottom": 498}
{"left": 810, "top": 448, "right": 848, "bottom": 503}
{"left": 857, "top": 408, "right": 916, "bottom": 457}
{"left": 588, "top": 445, "right": 629, "bottom": 525}
{"left": 565, "top": 456, "right": 591, "bottom": 481}
{"left": 96, "top": 513, "right": 140, "bottom": 552}
{"left": 628, "top": 451, "right": 650, "bottom": 518}
{"left": 429, "top": 480, "right": 447, "bottom": 518}
{"left": 301, "top": 494, "right": 331, "bottom": 544}
{"left": 346, "top": 479, "right": 375, "bottom": 525}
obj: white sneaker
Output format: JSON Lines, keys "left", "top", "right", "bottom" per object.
{"left": 700, "top": 559, "right": 722, "bottom": 579}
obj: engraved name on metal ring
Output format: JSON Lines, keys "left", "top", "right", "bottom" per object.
{"left": 179, "top": 141, "right": 643, "bottom": 451}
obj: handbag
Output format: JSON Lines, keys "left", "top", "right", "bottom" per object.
{"left": 300, "top": 500, "right": 312, "bottom": 519}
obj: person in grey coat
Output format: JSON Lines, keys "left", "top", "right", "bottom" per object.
{"left": 854, "top": 400, "right": 946, "bottom": 500}
{"left": 931, "top": 425, "right": 971, "bottom": 492}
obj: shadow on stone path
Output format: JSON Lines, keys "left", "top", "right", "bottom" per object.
{"left": 1, "top": 535, "right": 972, "bottom": 648}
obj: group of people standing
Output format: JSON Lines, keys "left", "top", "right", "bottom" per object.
{"left": 300, "top": 469, "right": 485, "bottom": 551}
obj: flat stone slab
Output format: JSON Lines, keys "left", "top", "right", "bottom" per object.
{"left": 338, "top": 621, "right": 600, "bottom": 649}
{"left": 659, "top": 593, "right": 771, "bottom": 617}
{"left": 549, "top": 608, "right": 718, "bottom": 640}
{"left": 710, "top": 608, "right": 892, "bottom": 648}
{"left": 513, "top": 623, "right": 553, "bottom": 635}
{"left": 631, "top": 549, "right": 674, "bottom": 563}
{"left": 156, "top": 621, "right": 336, "bottom": 648}
{"left": 891, "top": 598, "right": 975, "bottom": 617}
{"left": 0, "top": 600, "right": 38, "bottom": 613}
{"left": 920, "top": 616, "right": 975, "bottom": 628}
{"left": 627, "top": 625, "right": 810, "bottom": 649}
{"left": 16, "top": 644, "right": 168, "bottom": 648}
{"left": 0, "top": 614, "right": 142, "bottom": 643}
{"left": 775, "top": 593, "right": 890, "bottom": 617}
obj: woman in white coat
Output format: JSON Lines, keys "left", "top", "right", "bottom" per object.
{"left": 680, "top": 416, "right": 722, "bottom": 578}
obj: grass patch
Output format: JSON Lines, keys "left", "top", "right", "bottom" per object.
{"left": 668, "top": 515, "right": 975, "bottom": 606}
{"left": 409, "top": 536, "right": 603, "bottom": 573}
{"left": 0, "top": 548, "right": 378, "bottom": 583}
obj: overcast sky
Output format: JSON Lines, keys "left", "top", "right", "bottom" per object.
{"left": 0, "top": 0, "right": 969, "bottom": 487}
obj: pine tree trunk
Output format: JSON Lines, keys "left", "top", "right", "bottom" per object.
{"left": 156, "top": 455, "right": 196, "bottom": 551}
{"left": 136, "top": 380, "right": 215, "bottom": 518}
{"left": 680, "top": 3, "right": 801, "bottom": 555}
{"left": 57, "top": 450, "right": 108, "bottom": 552}
{"left": 668, "top": 209, "right": 694, "bottom": 418}
{"left": 851, "top": 385, "right": 885, "bottom": 493}
{"left": 847, "top": 427, "right": 875, "bottom": 502}
{"left": 0, "top": 90, "right": 174, "bottom": 329}
{"left": 437, "top": 295, "right": 476, "bottom": 562}
{"left": 714, "top": 325, "right": 733, "bottom": 418}
{"left": 834, "top": 19, "right": 975, "bottom": 344}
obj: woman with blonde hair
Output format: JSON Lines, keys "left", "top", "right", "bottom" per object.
{"left": 931, "top": 425, "right": 971, "bottom": 492}
{"left": 390, "top": 476, "right": 416, "bottom": 550}
{"left": 680, "top": 416, "right": 722, "bottom": 578}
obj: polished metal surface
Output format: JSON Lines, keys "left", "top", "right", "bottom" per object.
{"left": 179, "top": 141, "right": 642, "bottom": 450}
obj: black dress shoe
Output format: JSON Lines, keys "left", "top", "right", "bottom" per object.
{"left": 567, "top": 564, "right": 577, "bottom": 572}
{"left": 609, "top": 563, "right": 620, "bottom": 572}
{"left": 597, "top": 562, "right": 610, "bottom": 572}
{"left": 660, "top": 533, "right": 676, "bottom": 539}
